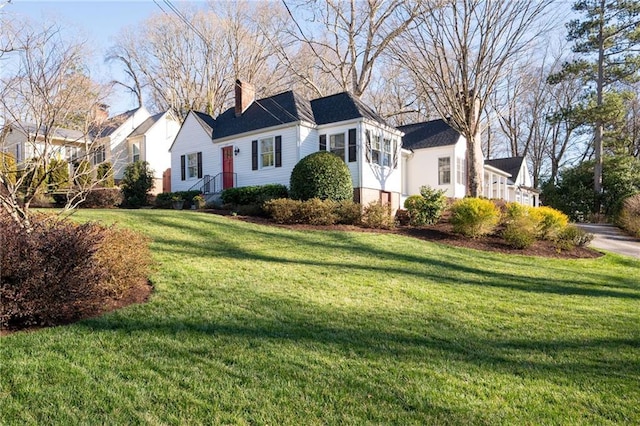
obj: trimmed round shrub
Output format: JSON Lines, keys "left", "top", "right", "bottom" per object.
{"left": 289, "top": 152, "right": 353, "bottom": 201}
{"left": 449, "top": 197, "right": 500, "bottom": 238}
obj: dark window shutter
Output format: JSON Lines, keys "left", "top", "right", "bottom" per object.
{"left": 319, "top": 134, "right": 326, "bottom": 151}
{"left": 197, "top": 152, "right": 203, "bottom": 178}
{"left": 348, "top": 128, "right": 356, "bottom": 162}
{"left": 251, "top": 140, "right": 258, "bottom": 170}
{"left": 180, "top": 155, "right": 186, "bottom": 180}
{"left": 275, "top": 136, "right": 282, "bottom": 168}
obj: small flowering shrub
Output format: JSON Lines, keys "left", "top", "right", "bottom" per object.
{"left": 449, "top": 197, "right": 500, "bottom": 238}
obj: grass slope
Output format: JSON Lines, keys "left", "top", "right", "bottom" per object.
{"left": 1, "top": 210, "right": 639, "bottom": 425}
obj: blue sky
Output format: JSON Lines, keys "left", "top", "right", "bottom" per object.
{"left": 5, "top": 0, "right": 206, "bottom": 114}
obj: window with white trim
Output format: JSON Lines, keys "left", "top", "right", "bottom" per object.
{"left": 371, "top": 134, "right": 381, "bottom": 165}
{"left": 187, "top": 152, "right": 199, "bottom": 179}
{"left": 93, "top": 145, "right": 106, "bottom": 165}
{"left": 383, "top": 138, "right": 392, "bottom": 167}
{"left": 456, "top": 156, "right": 466, "bottom": 185}
{"left": 132, "top": 142, "right": 140, "bottom": 163}
{"left": 330, "top": 133, "right": 345, "bottom": 161}
{"left": 260, "top": 137, "right": 274, "bottom": 168}
{"left": 438, "top": 157, "right": 451, "bottom": 185}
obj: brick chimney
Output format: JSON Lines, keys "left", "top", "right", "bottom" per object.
{"left": 235, "top": 79, "right": 255, "bottom": 117}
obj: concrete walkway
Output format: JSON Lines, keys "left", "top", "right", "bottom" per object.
{"left": 577, "top": 223, "right": 640, "bottom": 259}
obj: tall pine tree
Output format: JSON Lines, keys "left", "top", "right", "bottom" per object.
{"left": 550, "top": 0, "right": 640, "bottom": 197}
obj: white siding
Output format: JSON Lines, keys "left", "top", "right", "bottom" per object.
{"left": 142, "top": 113, "right": 180, "bottom": 179}
{"left": 214, "top": 126, "right": 299, "bottom": 188}
{"left": 404, "top": 137, "right": 467, "bottom": 198}
{"left": 358, "top": 122, "right": 402, "bottom": 194}
{"left": 108, "top": 107, "right": 151, "bottom": 179}
{"left": 298, "top": 124, "right": 319, "bottom": 160}
{"left": 170, "top": 113, "right": 215, "bottom": 192}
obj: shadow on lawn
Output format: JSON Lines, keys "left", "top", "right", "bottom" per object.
{"left": 78, "top": 292, "right": 640, "bottom": 385}
{"left": 148, "top": 213, "right": 640, "bottom": 300}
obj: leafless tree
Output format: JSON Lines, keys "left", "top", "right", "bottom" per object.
{"left": 281, "top": 0, "right": 421, "bottom": 98}
{"left": 107, "top": 1, "right": 287, "bottom": 120}
{"left": 394, "top": 0, "right": 554, "bottom": 197}
{"left": 0, "top": 18, "right": 111, "bottom": 230}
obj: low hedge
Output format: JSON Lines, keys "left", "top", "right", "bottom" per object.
{"left": 155, "top": 191, "right": 202, "bottom": 209}
{"left": 220, "top": 184, "right": 288, "bottom": 207}
{"left": 264, "top": 198, "right": 361, "bottom": 226}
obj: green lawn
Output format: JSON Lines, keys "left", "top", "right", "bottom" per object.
{"left": 1, "top": 210, "right": 639, "bottom": 425}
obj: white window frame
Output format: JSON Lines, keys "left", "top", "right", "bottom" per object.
{"left": 187, "top": 152, "right": 199, "bottom": 179}
{"left": 456, "top": 156, "right": 466, "bottom": 185}
{"left": 371, "top": 134, "right": 381, "bottom": 165}
{"left": 383, "top": 138, "right": 392, "bottom": 167}
{"left": 438, "top": 157, "right": 451, "bottom": 185}
{"left": 132, "top": 142, "right": 140, "bottom": 163}
{"left": 93, "top": 145, "right": 106, "bottom": 165}
{"left": 260, "top": 137, "right": 274, "bottom": 169}
{"left": 329, "top": 133, "right": 346, "bottom": 162}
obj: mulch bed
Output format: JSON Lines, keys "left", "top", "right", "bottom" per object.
{"left": 218, "top": 212, "right": 602, "bottom": 260}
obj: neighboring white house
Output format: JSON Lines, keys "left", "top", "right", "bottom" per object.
{"left": 1, "top": 122, "right": 89, "bottom": 166}
{"left": 93, "top": 106, "right": 179, "bottom": 193}
{"left": 398, "top": 119, "right": 538, "bottom": 206}
{"left": 170, "top": 81, "right": 404, "bottom": 211}
{"left": 485, "top": 156, "right": 539, "bottom": 206}
{"left": 1, "top": 107, "right": 180, "bottom": 194}
{"left": 168, "top": 110, "right": 216, "bottom": 192}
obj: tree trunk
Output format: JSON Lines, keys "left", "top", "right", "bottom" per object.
{"left": 594, "top": 0, "right": 605, "bottom": 197}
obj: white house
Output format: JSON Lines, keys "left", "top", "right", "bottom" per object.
{"left": 485, "top": 157, "right": 539, "bottom": 206}
{"left": 93, "top": 107, "right": 180, "bottom": 193}
{"left": 170, "top": 81, "right": 404, "bottom": 211}
{"left": 398, "top": 119, "right": 538, "bottom": 206}
{"left": 1, "top": 122, "right": 89, "bottom": 166}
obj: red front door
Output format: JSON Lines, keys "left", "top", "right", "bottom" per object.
{"left": 222, "top": 146, "right": 234, "bottom": 189}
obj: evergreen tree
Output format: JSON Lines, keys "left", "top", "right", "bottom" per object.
{"left": 549, "top": 0, "right": 640, "bottom": 197}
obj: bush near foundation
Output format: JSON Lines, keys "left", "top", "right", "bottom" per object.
{"left": 0, "top": 212, "right": 151, "bottom": 329}
{"left": 361, "top": 201, "right": 395, "bottom": 229}
{"left": 289, "top": 152, "right": 353, "bottom": 201}
{"left": 450, "top": 198, "right": 500, "bottom": 238}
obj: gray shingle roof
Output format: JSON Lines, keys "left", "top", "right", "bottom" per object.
{"left": 397, "top": 119, "right": 461, "bottom": 150}
{"left": 213, "top": 91, "right": 314, "bottom": 140}
{"left": 13, "top": 121, "right": 87, "bottom": 141}
{"left": 484, "top": 157, "right": 524, "bottom": 184}
{"left": 210, "top": 90, "right": 389, "bottom": 140}
{"left": 94, "top": 108, "right": 140, "bottom": 138}
{"left": 127, "top": 112, "right": 164, "bottom": 138}
{"left": 310, "top": 92, "right": 388, "bottom": 126}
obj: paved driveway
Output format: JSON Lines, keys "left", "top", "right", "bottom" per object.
{"left": 577, "top": 223, "right": 640, "bottom": 259}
